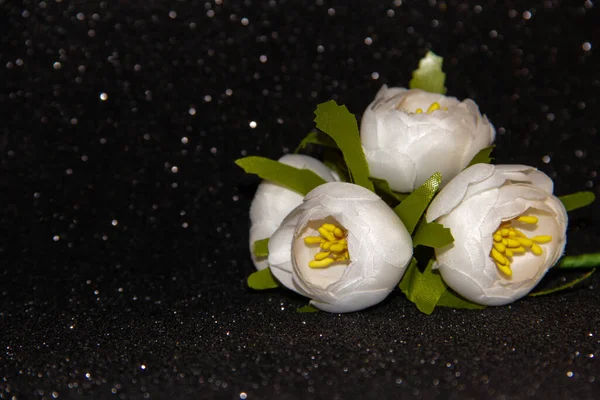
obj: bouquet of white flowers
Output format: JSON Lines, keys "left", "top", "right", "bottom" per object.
{"left": 237, "top": 52, "right": 597, "bottom": 314}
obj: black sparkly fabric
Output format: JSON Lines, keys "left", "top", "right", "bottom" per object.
{"left": 2, "top": 1, "right": 600, "bottom": 399}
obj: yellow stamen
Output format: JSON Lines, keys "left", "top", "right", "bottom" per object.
{"left": 497, "top": 263, "right": 513, "bottom": 277}
{"left": 516, "top": 237, "right": 533, "bottom": 248}
{"left": 532, "top": 235, "right": 552, "bottom": 243}
{"left": 321, "top": 223, "right": 336, "bottom": 232}
{"left": 491, "top": 248, "right": 507, "bottom": 265}
{"left": 415, "top": 108, "right": 423, "bottom": 114}
{"left": 427, "top": 102, "right": 441, "bottom": 113}
{"left": 506, "top": 238, "right": 521, "bottom": 248}
{"left": 489, "top": 215, "right": 552, "bottom": 277}
{"left": 517, "top": 216, "right": 538, "bottom": 224}
{"left": 309, "top": 258, "right": 335, "bottom": 268}
{"left": 304, "top": 236, "right": 323, "bottom": 244}
{"left": 493, "top": 242, "right": 506, "bottom": 253}
{"left": 305, "top": 222, "right": 350, "bottom": 269}
{"left": 318, "top": 227, "right": 336, "bottom": 241}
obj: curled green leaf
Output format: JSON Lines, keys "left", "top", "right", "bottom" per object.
{"left": 399, "top": 258, "right": 447, "bottom": 315}
{"left": 435, "top": 289, "right": 485, "bottom": 310}
{"left": 235, "top": 156, "right": 326, "bottom": 196}
{"left": 370, "top": 177, "right": 409, "bottom": 204}
{"left": 393, "top": 172, "right": 442, "bottom": 234}
{"left": 294, "top": 131, "right": 338, "bottom": 154}
{"left": 314, "top": 100, "right": 374, "bottom": 191}
{"left": 409, "top": 51, "right": 447, "bottom": 95}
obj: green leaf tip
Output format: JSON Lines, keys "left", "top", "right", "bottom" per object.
{"left": 413, "top": 221, "right": 454, "bottom": 249}
{"left": 399, "top": 257, "right": 481, "bottom": 314}
{"left": 557, "top": 253, "right": 600, "bottom": 269}
{"left": 247, "top": 268, "right": 280, "bottom": 290}
{"left": 294, "top": 130, "right": 338, "bottom": 154}
{"left": 394, "top": 172, "right": 442, "bottom": 234}
{"left": 409, "top": 51, "right": 447, "bottom": 95}
{"left": 435, "top": 289, "right": 486, "bottom": 310}
{"left": 467, "top": 146, "right": 495, "bottom": 168}
{"left": 297, "top": 304, "right": 320, "bottom": 313}
{"left": 252, "top": 238, "right": 269, "bottom": 258}
{"left": 559, "top": 191, "right": 595, "bottom": 212}
{"left": 399, "top": 258, "right": 446, "bottom": 315}
{"left": 313, "top": 100, "right": 374, "bottom": 192}
{"left": 235, "top": 156, "right": 327, "bottom": 196}
{"left": 370, "top": 177, "right": 409, "bottom": 203}
{"left": 529, "top": 269, "right": 595, "bottom": 297}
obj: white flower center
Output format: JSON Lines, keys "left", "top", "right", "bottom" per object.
{"left": 303, "top": 222, "right": 350, "bottom": 268}
{"left": 396, "top": 101, "right": 448, "bottom": 114}
{"left": 490, "top": 215, "right": 553, "bottom": 277}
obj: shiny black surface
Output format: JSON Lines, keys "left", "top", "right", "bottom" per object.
{"left": 2, "top": 1, "right": 599, "bottom": 399}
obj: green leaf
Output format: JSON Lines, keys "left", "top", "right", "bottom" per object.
{"left": 556, "top": 253, "right": 600, "bottom": 269}
{"left": 294, "top": 130, "right": 338, "bottom": 154}
{"left": 436, "top": 289, "right": 485, "bottom": 310}
{"left": 247, "top": 268, "right": 280, "bottom": 290}
{"left": 529, "top": 269, "right": 595, "bottom": 297}
{"left": 409, "top": 51, "right": 447, "bottom": 95}
{"left": 467, "top": 146, "right": 495, "bottom": 168}
{"left": 559, "top": 191, "right": 595, "bottom": 212}
{"left": 314, "top": 101, "right": 374, "bottom": 191}
{"left": 235, "top": 156, "right": 327, "bottom": 196}
{"left": 399, "top": 258, "right": 447, "bottom": 315}
{"left": 252, "top": 238, "right": 269, "bottom": 257}
{"left": 412, "top": 221, "right": 454, "bottom": 248}
{"left": 393, "top": 173, "right": 442, "bottom": 234}
{"left": 370, "top": 177, "right": 409, "bottom": 203}
{"left": 297, "top": 304, "right": 320, "bottom": 313}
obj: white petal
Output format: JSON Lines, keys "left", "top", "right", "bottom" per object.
{"left": 426, "top": 163, "right": 495, "bottom": 222}
{"left": 310, "top": 288, "right": 391, "bottom": 313}
{"left": 360, "top": 87, "right": 495, "bottom": 194}
{"left": 248, "top": 154, "right": 338, "bottom": 270}
{"left": 364, "top": 148, "right": 416, "bottom": 193}
{"left": 289, "top": 182, "right": 413, "bottom": 312}
{"left": 431, "top": 166, "right": 568, "bottom": 305}
{"left": 249, "top": 220, "right": 280, "bottom": 270}
{"left": 305, "top": 181, "right": 381, "bottom": 202}
{"left": 267, "top": 224, "right": 298, "bottom": 292}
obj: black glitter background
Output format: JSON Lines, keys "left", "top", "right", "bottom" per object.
{"left": 2, "top": 0, "right": 600, "bottom": 399}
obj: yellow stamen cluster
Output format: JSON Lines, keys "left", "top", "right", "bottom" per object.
{"left": 414, "top": 102, "right": 448, "bottom": 114}
{"left": 490, "top": 215, "right": 553, "bottom": 277}
{"left": 304, "top": 223, "right": 350, "bottom": 268}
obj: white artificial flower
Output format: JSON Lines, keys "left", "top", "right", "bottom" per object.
{"left": 249, "top": 154, "right": 339, "bottom": 270}
{"left": 360, "top": 85, "right": 496, "bottom": 193}
{"left": 425, "top": 164, "right": 568, "bottom": 306}
{"left": 268, "top": 182, "right": 413, "bottom": 313}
